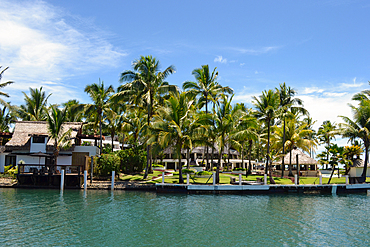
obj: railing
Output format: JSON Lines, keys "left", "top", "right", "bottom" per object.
{"left": 17, "top": 164, "right": 84, "bottom": 176}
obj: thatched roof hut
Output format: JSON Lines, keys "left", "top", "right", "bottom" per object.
{"left": 6, "top": 121, "right": 83, "bottom": 149}
{"left": 274, "top": 148, "right": 318, "bottom": 165}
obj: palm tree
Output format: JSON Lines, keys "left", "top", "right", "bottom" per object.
{"left": 231, "top": 109, "right": 258, "bottom": 175}
{"left": 46, "top": 105, "right": 72, "bottom": 171}
{"left": 318, "top": 120, "right": 337, "bottom": 169}
{"left": 252, "top": 89, "right": 280, "bottom": 183}
{"left": 84, "top": 80, "right": 114, "bottom": 155}
{"left": 183, "top": 65, "right": 233, "bottom": 169}
{"left": 62, "top": 99, "right": 84, "bottom": 122}
{"left": 104, "top": 104, "right": 124, "bottom": 152}
{"left": 276, "top": 82, "right": 307, "bottom": 177}
{"left": 302, "top": 116, "right": 317, "bottom": 158}
{"left": 18, "top": 87, "right": 51, "bottom": 121}
{"left": 0, "top": 66, "right": 14, "bottom": 105}
{"left": 272, "top": 117, "right": 316, "bottom": 176}
{"left": 150, "top": 91, "right": 202, "bottom": 183}
{"left": 114, "top": 55, "right": 177, "bottom": 179}
{"left": 213, "top": 94, "right": 242, "bottom": 183}
{"left": 340, "top": 100, "right": 370, "bottom": 182}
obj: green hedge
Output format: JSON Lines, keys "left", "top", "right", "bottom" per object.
{"left": 116, "top": 147, "right": 146, "bottom": 174}
{"left": 95, "top": 154, "right": 120, "bottom": 177}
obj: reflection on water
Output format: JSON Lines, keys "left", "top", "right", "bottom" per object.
{"left": 0, "top": 188, "right": 369, "bottom": 246}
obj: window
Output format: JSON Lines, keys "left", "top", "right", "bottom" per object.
{"left": 33, "top": 136, "right": 45, "bottom": 143}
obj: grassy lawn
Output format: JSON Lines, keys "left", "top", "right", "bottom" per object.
{"left": 119, "top": 171, "right": 370, "bottom": 185}
{"left": 118, "top": 171, "right": 163, "bottom": 181}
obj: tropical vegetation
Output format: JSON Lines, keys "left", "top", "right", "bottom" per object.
{"left": 1, "top": 62, "right": 370, "bottom": 184}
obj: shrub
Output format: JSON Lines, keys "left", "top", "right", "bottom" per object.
{"left": 196, "top": 171, "right": 213, "bottom": 176}
{"left": 233, "top": 168, "right": 246, "bottom": 171}
{"left": 152, "top": 164, "right": 164, "bottom": 168}
{"left": 95, "top": 154, "right": 120, "bottom": 177}
{"left": 182, "top": 168, "right": 196, "bottom": 174}
{"left": 5, "top": 165, "right": 18, "bottom": 178}
{"left": 116, "top": 147, "right": 146, "bottom": 174}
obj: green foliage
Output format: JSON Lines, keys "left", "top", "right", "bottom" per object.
{"left": 4, "top": 165, "right": 17, "bottom": 178}
{"left": 116, "top": 147, "right": 146, "bottom": 174}
{"left": 152, "top": 164, "right": 164, "bottom": 168}
{"left": 196, "top": 171, "right": 213, "bottom": 176}
{"left": 95, "top": 154, "right": 120, "bottom": 177}
{"left": 102, "top": 144, "right": 113, "bottom": 154}
{"left": 182, "top": 168, "right": 196, "bottom": 174}
{"left": 233, "top": 168, "right": 246, "bottom": 171}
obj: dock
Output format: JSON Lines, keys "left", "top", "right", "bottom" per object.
{"left": 156, "top": 183, "right": 370, "bottom": 194}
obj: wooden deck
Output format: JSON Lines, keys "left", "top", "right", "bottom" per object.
{"left": 17, "top": 164, "right": 84, "bottom": 188}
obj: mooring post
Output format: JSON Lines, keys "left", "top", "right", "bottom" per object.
{"left": 90, "top": 156, "right": 94, "bottom": 184}
{"left": 111, "top": 171, "right": 115, "bottom": 190}
{"left": 332, "top": 184, "right": 337, "bottom": 195}
{"left": 264, "top": 174, "right": 267, "bottom": 185}
{"left": 319, "top": 175, "right": 322, "bottom": 185}
{"left": 294, "top": 174, "right": 298, "bottom": 186}
{"left": 60, "top": 169, "right": 65, "bottom": 190}
{"left": 187, "top": 174, "right": 190, "bottom": 185}
{"left": 84, "top": 170, "right": 87, "bottom": 190}
{"left": 239, "top": 174, "right": 242, "bottom": 186}
{"left": 162, "top": 172, "right": 165, "bottom": 184}
{"left": 213, "top": 172, "right": 216, "bottom": 186}
{"left": 345, "top": 175, "right": 349, "bottom": 185}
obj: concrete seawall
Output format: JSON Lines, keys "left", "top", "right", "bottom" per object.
{"left": 156, "top": 183, "right": 370, "bottom": 195}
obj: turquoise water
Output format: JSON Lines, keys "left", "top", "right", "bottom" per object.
{"left": 0, "top": 189, "right": 369, "bottom": 246}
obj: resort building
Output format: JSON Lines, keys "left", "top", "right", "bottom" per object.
{"left": 0, "top": 121, "right": 98, "bottom": 173}
{"left": 273, "top": 147, "right": 320, "bottom": 177}
{"left": 160, "top": 146, "right": 257, "bottom": 170}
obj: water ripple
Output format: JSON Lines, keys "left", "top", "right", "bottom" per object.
{"left": 1, "top": 189, "right": 370, "bottom": 246}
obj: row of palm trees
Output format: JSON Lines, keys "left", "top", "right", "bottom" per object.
{"left": 1, "top": 59, "right": 370, "bottom": 183}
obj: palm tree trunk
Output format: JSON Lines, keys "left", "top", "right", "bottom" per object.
{"left": 143, "top": 111, "right": 151, "bottom": 179}
{"left": 265, "top": 122, "right": 270, "bottom": 175}
{"left": 111, "top": 132, "right": 114, "bottom": 153}
{"left": 241, "top": 144, "right": 245, "bottom": 170}
{"left": 205, "top": 94, "right": 209, "bottom": 169}
{"left": 216, "top": 151, "right": 221, "bottom": 184}
{"left": 361, "top": 141, "right": 369, "bottom": 182}
{"left": 288, "top": 148, "right": 293, "bottom": 176}
{"left": 328, "top": 163, "right": 336, "bottom": 184}
{"left": 99, "top": 112, "right": 103, "bottom": 155}
{"left": 178, "top": 144, "right": 184, "bottom": 184}
{"left": 248, "top": 140, "right": 252, "bottom": 175}
{"left": 187, "top": 148, "right": 190, "bottom": 169}
{"left": 281, "top": 118, "right": 286, "bottom": 178}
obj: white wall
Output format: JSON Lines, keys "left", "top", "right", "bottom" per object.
{"left": 57, "top": 156, "right": 71, "bottom": 165}
{"left": 349, "top": 167, "right": 370, "bottom": 177}
{"left": 30, "top": 137, "right": 47, "bottom": 153}
{"left": 16, "top": 155, "right": 45, "bottom": 172}
{"left": 0, "top": 153, "right": 7, "bottom": 173}
{"left": 74, "top": 146, "right": 99, "bottom": 156}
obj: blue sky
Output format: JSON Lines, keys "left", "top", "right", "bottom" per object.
{"left": 1, "top": 0, "right": 370, "bottom": 140}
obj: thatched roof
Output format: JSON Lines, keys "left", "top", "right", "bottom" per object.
{"left": 274, "top": 148, "right": 318, "bottom": 165}
{"left": 6, "top": 121, "right": 83, "bottom": 147}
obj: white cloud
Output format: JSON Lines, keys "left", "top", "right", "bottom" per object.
{"left": 340, "top": 77, "right": 364, "bottom": 88}
{"left": 255, "top": 71, "right": 259, "bottom": 74}
{"left": 0, "top": 0, "right": 127, "bottom": 104}
{"left": 230, "top": 46, "right": 279, "bottom": 55}
{"left": 323, "top": 92, "right": 347, "bottom": 97}
{"left": 302, "top": 87, "right": 325, "bottom": 94}
{"left": 299, "top": 94, "right": 353, "bottom": 131}
{"left": 240, "top": 63, "right": 245, "bottom": 66}
{"left": 214, "top": 55, "right": 227, "bottom": 64}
